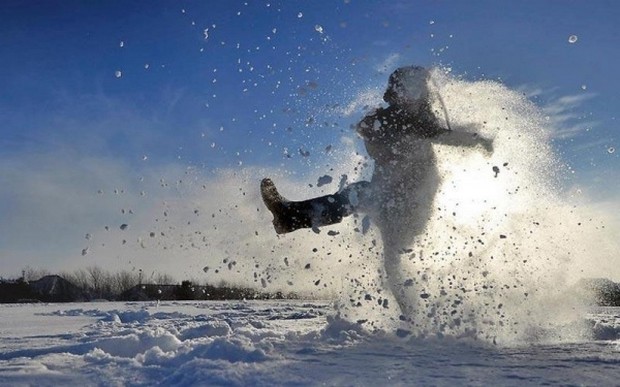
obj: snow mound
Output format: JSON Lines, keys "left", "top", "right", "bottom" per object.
{"left": 589, "top": 310, "right": 620, "bottom": 341}
{"left": 185, "top": 337, "right": 269, "bottom": 363}
{"left": 90, "top": 330, "right": 182, "bottom": 358}
{"left": 180, "top": 320, "right": 232, "bottom": 340}
{"left": 321, "top": 313, "right": 367, "bottom": 342}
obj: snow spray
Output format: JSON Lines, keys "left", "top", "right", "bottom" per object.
{"left": 332, "top": 68, "right": 613, "bottom": 345}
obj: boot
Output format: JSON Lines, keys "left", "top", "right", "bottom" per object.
{"left": 260, "top": 178, "right": 307, "bottom": 234}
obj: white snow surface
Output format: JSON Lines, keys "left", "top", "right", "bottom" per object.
{"left": 0, "top": 301, "right": 619, "bottom": 386}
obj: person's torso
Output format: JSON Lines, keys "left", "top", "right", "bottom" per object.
{"left": 357, "top": 105, "right": 441, "bottom": 167}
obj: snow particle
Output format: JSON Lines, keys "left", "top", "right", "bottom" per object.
{"left": 114, "top": 70, "right": 122, "bottom": 78}
{"left": 608, "top": 146, "right": 615, "bottom": 154}
{"left": 568, "top": 35, "right": 578, "bottom": 43}
{"left": 317, "top": 175, "right": 333, "bottom": 187}
{"left": 297, "top": 12, "right": 303, "bottom": 18}
{"left": 314, "top": 25, "right": 324, "bottom": 34}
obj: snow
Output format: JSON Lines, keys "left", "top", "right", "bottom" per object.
{"left": 1, "top": 301, "right": 619, "bottom": 385}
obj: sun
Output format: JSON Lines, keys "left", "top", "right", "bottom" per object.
{"left": 437, "top": 158, "right": 517, "bottom": 226}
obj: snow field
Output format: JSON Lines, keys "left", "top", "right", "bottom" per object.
{"left": 0, "top": 301, "right": 619, "bottom": 386}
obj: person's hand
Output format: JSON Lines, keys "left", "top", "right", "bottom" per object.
{"left": 479, "top": 136, "right": 494, "bottom": 155}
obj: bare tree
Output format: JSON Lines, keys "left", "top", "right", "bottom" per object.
{"left": 21, "top": 266, "right": 50, "bottom": 282}
{"left": 86, "top": 266, "right": 109, "bottom": 299}
{"left": 114, "top": 271, "right": 140, "bottom": 295}
{"left": 61, "top": 269, "right": 90, "bottom": 291}
{"left": 149, "top": 271, "right": 176, "bottom": 285}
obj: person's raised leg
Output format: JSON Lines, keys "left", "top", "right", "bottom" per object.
{"left": 260, "top": 178, "right": 371, "bottom": 234}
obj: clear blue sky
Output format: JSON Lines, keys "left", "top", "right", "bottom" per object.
{"left": 1, "top": 1, "right": 618, "bottom": 279}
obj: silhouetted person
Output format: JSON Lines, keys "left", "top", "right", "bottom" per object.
{"left": 261, "top": 66, "right": 493, "bottom": 318}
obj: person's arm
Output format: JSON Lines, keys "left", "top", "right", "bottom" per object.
{"left": 432, "top": 126, "right": 494, "bottom": 154}
{"left": 409, "top": 101, "right": 493, "bottom": 153}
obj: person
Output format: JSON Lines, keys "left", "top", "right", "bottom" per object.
{"left": 260, "top": 66, "right": 493, "bottom": 318}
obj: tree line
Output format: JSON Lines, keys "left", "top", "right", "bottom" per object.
{"left": 10, "top": 266, "right": 192, "bottom": 301}
{"left": 4, "top": 265, "right": 294, "bottom": 302}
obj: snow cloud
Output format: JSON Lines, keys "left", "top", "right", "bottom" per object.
{"left": 339, "top": 88, "right": 383, "bottom": 117}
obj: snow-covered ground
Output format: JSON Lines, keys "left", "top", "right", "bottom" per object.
{"left": 0, "top": 301, "right": 619, "bottom": 386}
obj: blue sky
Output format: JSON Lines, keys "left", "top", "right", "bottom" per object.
{"left": 1, "top": 1, "right": 618, "bottom": 280}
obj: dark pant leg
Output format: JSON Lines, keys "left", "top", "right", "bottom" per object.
{"left": 280, "top": 181, "right": 371, "bottom": 233}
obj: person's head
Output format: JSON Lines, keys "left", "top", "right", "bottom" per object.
{"left": 383, "top": 66, "right": 431, "bottom": 108}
